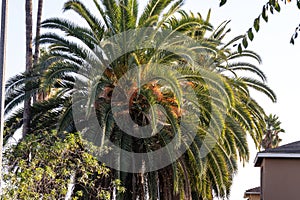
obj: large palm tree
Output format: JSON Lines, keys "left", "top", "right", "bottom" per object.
{"left": 4, "top": 0, "right": 276, "bottom": 199}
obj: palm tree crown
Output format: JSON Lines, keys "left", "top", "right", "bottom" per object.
{"left": 262, "top": 114, "right": 285, "bottom": 149}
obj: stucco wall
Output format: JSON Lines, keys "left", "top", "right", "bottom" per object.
{"left": 261, "top": 158, "right": 300, "bottom": 200}
{"left": 245, "top": 194, "right": 260, "bottom": 200}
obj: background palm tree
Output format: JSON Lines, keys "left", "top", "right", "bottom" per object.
{"left": 33, "top": 0, "right": 44, "bottom": 102}
{"left": 4, "top": 0, "right": 276, "bottom": 199}
{"left": 261, "top": 114, "right": 285, "bottom": 149}
{"left": 33, "top": 0, "right": 43, "bottom": 66}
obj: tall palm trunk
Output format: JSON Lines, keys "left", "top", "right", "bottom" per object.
{"left": 33, "top": 0, "right": 44, "bottom": 102}
{"left": 23, "top": 0, "right": 33, "bottom": 136}
{"left": 33, "top": 0, "right": 43, "bottom": 65}
{"left": 0, "top": 0, "right": 8, "bottom": 192}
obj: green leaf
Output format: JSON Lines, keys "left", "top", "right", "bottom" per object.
{"left": 262, "top": 6, "right": 268, "bottom": 22}
{"left": 274, "top": 2, "right": 281, "bottom": 12}
{"left": 297, "top": 0, "right": 300, "bottom": 9}
{"left": 220, "top": 0, "right": 227, "bottom": 6}
{"left": 242, "top": 37, "right": 248, "bottom": 48}
{"left": 247, "top": 28, "right": 254, "bottom": 41}
{"left": 270, "top": 6, "right": 274, "bottom": 14}
{"left": 269, "top": 0, "right": 276, "bottom": 6}
{"left": 238, "top": 44, "right": 242, "bottom": 53}
{"left": 254, "top": 17, "right": 260, "bottom": 32}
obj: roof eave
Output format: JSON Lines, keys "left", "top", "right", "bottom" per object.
{"left": 245, "top": 192, "right": 260, "bottom": 195}
{"left": 254, "top": 152, "right": 262, "bottom": 167}
{"left": 254, "top": 152, "right": 300, "bottom": 167}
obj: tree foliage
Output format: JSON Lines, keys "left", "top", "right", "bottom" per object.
{"left": 219, "top": 0, "right": 300, "bottom": 50}
{"left": 3, "top": 0, "right": 277, "bottom": 199}
{"left": 3, "top": 131, "right": 124, "bottom": 199}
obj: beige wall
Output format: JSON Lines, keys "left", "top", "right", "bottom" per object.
{"left": 261, "top": 158, "right": 300, "bottom": 200}
{"left": 245, "top": 194, "right": 260, "bottom": 200}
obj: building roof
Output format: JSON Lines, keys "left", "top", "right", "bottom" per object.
{"left": 244, "top": 186, "right": 260, "bottom": 198}
{"left": 254, "top": 141, "right": 300, "bottom": 167}
{"left": 245, "top": 186, "right": 260, "bottom": 194}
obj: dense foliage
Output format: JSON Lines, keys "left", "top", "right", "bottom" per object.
{"left": 3, "top": 131, "right": 124, "bottom": 199}
{"left": 3, "top": 0, "right": 276, "bottom": 199}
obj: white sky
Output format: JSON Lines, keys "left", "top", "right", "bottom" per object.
{"left": 3, "top": 0, "right": 300, "bottom": 199}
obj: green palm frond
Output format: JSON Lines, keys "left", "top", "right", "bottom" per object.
{"left": 226, "top": 62, "right": 267, "bottom": 81}
{"left": 228, "top": 49, "right": 262, "bottom": 64}
{"left": 138, "top": 0, "right": 173, "bottom": 26}
{"left": 101, "top": 0, "right": 121, "bottom": 33}
{"left": 165, "top": 10, "right": 212, "bottom": 36}
{"left": 241, "top": 77, "right": 277, "bottom": 102}
{"left": 64, "top": 0, "right": 105, "bottom": 41}
{"left": 212, "top": 20, "right": 231, "bottom": 41}
{"left": 42, "top": 18, "right": 99, "bottom": 49}
{"left": 5, "top": 73, "right": 40, "bottom": 114}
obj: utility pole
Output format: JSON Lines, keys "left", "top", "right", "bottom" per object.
{"left": 0, "top": 0, "right": 8, "bottom": 192}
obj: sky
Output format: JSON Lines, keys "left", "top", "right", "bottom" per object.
{"left": 2, "top": 0, "right": 300, "bottom": 199}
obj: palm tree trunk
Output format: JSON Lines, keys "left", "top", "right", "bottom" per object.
{"left": 158, "top": 166, "right": 173, "bottom": 200}
{"left": 33, "top": 0, "right": 44, "bottom": 102}
{"left": 23, "top": 0, "right": 33, "bottom": 136}
{"left": 33, "top": 0, "right": 43, "bottom": 66}
{"left": 0, "top": 0, "right": 8, "bottom": 192}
